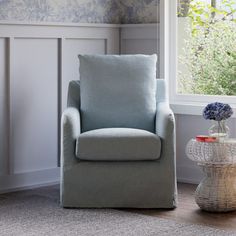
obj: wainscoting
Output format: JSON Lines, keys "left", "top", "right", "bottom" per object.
{"left": 120, "top": 24, "right": 159, "bottom": 76}
{"left": 0, "top": 22, "right": 158, "bottom": 192}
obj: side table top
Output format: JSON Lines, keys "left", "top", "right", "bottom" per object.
{"left": 186, "top": 138, "right": 236, "bottom": 165}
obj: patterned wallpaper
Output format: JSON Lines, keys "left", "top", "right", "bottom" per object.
{"left": 0, "top": 0, "right": 158, "bottom": 24}
{"left": 120, "top": 0, "right": 159, "bottom": 24}
{"left": 0, "top": 0, "right": 120, "bottom": 23}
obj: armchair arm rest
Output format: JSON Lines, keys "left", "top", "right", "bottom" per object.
{"left": 155, "top": 102, "right": 177, "bottom": 206}
{"left": 155, "top": 102, "right": 175, "bottom": 140}
{"left": 61, "top": 108, "right": 81, "bottom": 167}
{"left": 61, "top": 107, "right": 81, "bottom": 139}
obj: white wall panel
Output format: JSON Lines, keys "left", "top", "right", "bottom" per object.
{"left": 0, "top": 38, "right": 8, "bottom": 175}
{"left": 11, "top": 38, "right": 58, "bottom": 173}
{"left": 62, "top": 39, "right": 106, "bottom": 110}
{"left": 122, "top": 39, "right": 158, "bottom": 54}
{"left": 0, "top": 23, "right": 120, "bottom": 192}
{"left": 120, "top": 24, "right": 159, "bottom": 77}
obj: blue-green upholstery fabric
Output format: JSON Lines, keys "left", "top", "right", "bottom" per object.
{"left": 79, "top": 54, "right": 157, "bottom": 132}
{"left": 76, "top": 128, "right": 161, "bottom": 161}
{"left": 60, "top": 57, "right": 177, "bottom": 208}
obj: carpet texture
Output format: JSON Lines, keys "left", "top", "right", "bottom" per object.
{"left": 0, "top": 186, "right": 235, "bottom": 236}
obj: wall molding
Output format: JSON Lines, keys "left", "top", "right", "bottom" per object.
{"left": 0, "top": 22, "right": 159, "bottom": 193}
{"left": 120, "top": 23, "right": 159, "bottom": 76}
{"left": 0, "top": 21, "right": 159, "bottom": 28}
{"left": 0, "top": 21, "right": 121, "bottom": 28}
{"left": 0, "top": 167, "right": 60, "bottom": 194}
{"left": 0, "top": 22, "right": 120, "bottom": 192}
{"left": 177, "top": 165, "right": 202, "bottom": 185}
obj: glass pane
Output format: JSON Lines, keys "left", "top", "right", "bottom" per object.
{"left": 177, "top": 0, "right": 236, "bottom": 96}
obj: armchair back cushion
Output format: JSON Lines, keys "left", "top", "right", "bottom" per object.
{"left": 79, "top": 54, "right": 157, "bottom": 132}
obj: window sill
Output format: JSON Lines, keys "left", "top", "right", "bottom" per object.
{"left": 170, "top": 102, "right": 236, "bottom": 118}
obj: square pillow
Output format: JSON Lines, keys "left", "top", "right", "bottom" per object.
{"left": 79, "top": 54, "right": 157, "bottom": 132}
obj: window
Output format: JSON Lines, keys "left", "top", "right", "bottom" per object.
{"left": 178, "top": 0, "right": 236, "bottom": 96}
{"left": 165, "top": 0, "right": 236, "bottom": 114}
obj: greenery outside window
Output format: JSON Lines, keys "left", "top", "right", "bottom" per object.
{"left": 177, "top": 0, "right": 236, "bottom": 96}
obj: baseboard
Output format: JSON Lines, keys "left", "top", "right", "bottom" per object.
{"left": 0, "top": 167, "right": 60, "bottom": 194}
{"left": 177, "top": 164, "right": 203, "bottom": 184}
{"left": 177, "top": 178, "right": 199, "bottom": 185}
{"left": 0, "top": 180, "right": 60, "bottom": 194}
{"left": 0, "top": 165, "right": 202, "bottom": 193}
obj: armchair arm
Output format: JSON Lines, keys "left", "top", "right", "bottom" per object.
{"left": 155, "top": 101, "right": 176, "bottom": 166}
{"left": 156, "top": 102, "right": 175, "bottom": 140}
{"left": 61, "top": 107, "right": 81, "bottom": 168}
{"left": 155, "top": 101, "right": 177, "bottom": 206}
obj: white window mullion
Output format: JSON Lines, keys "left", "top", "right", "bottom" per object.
{"left": 162, "top": 0, "right": 236, "bottom": 115}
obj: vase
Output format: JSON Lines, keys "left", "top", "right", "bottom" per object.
{"left": 208, "top": 120, "right": 230, "bottom": 139}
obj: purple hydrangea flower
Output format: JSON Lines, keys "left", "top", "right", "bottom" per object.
{"left": 203, "top": 102, "right": 233, "bottom": 121}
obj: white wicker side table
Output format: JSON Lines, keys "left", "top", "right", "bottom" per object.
{"left": 186, "top": 139, "right": 236, "bottom": 212}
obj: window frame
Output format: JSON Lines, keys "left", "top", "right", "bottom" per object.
{"left": 162, "top": 0, "right": 236, "bottom": 116}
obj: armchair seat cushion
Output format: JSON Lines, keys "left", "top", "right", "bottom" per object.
{"left": 76, "top": 128, "right": 161, "bottom": 161}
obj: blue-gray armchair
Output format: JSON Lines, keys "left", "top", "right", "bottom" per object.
{"left": 60, "top": 54, "right": 177, "bottom": 208}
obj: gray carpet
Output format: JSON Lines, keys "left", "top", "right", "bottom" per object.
{"left": 0, "top": 186, "right": 235, "bottom": 236}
